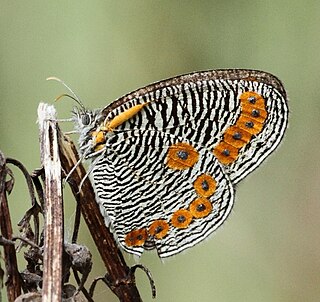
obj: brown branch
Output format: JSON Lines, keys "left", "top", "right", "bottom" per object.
{"left": 37, "top": 103, "right": 64, "bottom": 301}
{"left": 56, "top": 107, "right": 143, "bottom": 301}
{"left": 0, "top": 150, "right": 22, "bottom": 301}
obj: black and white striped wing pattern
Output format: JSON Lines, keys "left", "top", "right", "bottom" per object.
{"left": 93, "top": 132, "right": 235, "bottom": 257}
{"left": 75, "top": 69, "right": 288, "bottom": 258}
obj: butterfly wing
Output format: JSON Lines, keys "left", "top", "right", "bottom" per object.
{"left": 93, "top": 131, "right": 234, "bottom": 257}
{"left": 90, "top": 69, "right": 288, "bottom": 257}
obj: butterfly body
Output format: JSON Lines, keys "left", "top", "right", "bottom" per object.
{"left": 73, "top": 69, "right": 288, "bottom": 258}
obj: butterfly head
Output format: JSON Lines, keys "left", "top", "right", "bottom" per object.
{"left": 72, "top": 107, "right": 106, "bottom": 158}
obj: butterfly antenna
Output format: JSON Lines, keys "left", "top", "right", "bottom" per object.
{"left": 47, "top": 76, "right": 85, "bottom": 110}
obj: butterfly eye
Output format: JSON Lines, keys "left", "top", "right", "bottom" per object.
{"left": 81, "top": 113, "right": 91, "bottom": 126}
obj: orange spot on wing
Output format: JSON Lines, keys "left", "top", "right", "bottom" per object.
{"left": 125, "top": 228, "right": 148, "bottom": 247}
{"left": 149, "top": 220, "right": 169, "bottom": 239}
{"left": 239, "top": 91, "right": 266, "bottom": 109}
{"left": 236, "top": 115, "right": 264, "bottom": 135}
{"left": 223, "top": 126, "right": 252, "bottom": 148}
{"left": 189, "top": 198, "right": 212, "bottom": 218}
{"left": 241, "top": 105, "right": 267, "bottom": 124}
{"left": 166, "top": 142, "right": 199, "bottom": 170}
{"left": 213, "top": 141, "right": 239, "bottom": 165}
{"left": 194, "top": 174, "right": 216, "bottom": 197}
{"left": 171, "top": 209, "right": 193, "bottom": 229}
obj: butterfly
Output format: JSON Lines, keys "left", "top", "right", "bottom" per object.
{"left": 72, "top": 69, "right": 288, "bottom": 258}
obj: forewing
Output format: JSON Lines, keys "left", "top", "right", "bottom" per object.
{"left": 101, "top": 69, "right": 288, "bottom": 183}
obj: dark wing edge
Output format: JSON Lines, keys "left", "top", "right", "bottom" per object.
{"left": 101, "top": 69, "right": 287, "bottom": 117}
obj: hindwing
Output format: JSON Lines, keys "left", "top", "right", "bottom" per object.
{"left": 93, "top": 131, "right": 234, "bottom": 257}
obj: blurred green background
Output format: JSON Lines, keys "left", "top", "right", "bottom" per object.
{"left": 1, "top": 1, "right": 319, "bottom": 301}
